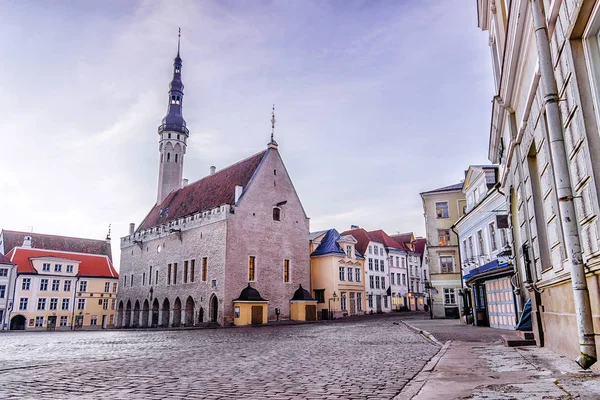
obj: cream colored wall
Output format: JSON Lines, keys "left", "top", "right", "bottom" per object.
{"left": 232, "top": 301, "right": 268, "bottom": 326}
{"left": 74, "top": 277, "right": 118, "bottom": 328}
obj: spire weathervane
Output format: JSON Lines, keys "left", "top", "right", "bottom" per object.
{"left": 271, "top": 104, "right": 276, "bottom": 143}
{"left": 177, "top": 27, "right": 181, "bottom": 56}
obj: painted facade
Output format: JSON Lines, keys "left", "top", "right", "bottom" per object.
{"left": 0, "top": 254, "right": 16, "bottom": 330}
{"left": 477, "top": 0, "right": 600, "bottom": 367}
{"left": 420, "top": 184, "right": 466, "bottom": 319}
{"left": 6, "top": 246, "right": 118, "bottom": 330}
{"left": 309, "top": 229, "right": 365, "bottom": 319}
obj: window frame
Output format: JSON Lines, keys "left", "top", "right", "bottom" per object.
{"left": 248, "top": 256, "right": 256, "bottom": 282}
{"left": 435, "top": 201, "right": 449, "bottom": 219}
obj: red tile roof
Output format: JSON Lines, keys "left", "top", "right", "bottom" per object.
{"left": 7, "top": 247, "right": 118, "bottom": 278}
{"left": 340, "top": 228, "right": 372, "bottom": 255}
{"left": 414, "top": 238, "right": 426, "bottom": 255}
{"left": 139, "top": 150, "right": 268, "bottom": 231}
{"left": 0, "top": 253, "right": 14, "bottom": 265}
{"left": 368, "top": 230, "right": 408, "bottom": 251}
{"left": 1, "top": 230, "right": 112, "bottom": 260}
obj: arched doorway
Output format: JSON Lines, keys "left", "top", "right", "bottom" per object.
{"left": 185, "top": 296, "right": 194, "bottom": 327}
{"left": 124, "top": 300, "right": 132, "bottom": 327}
{"left": 141, "top": 300, "right": 150, "bottom": 328}
{"left": 133, "top": 300, "right": 140, "bottom": 328}
{"left": 117, "top": 301, "right": 124, "bottom": 328}
{"left": 173, "top": 297, "right": 182, "bottom": 327}
{"left": 152, "top": 299, "right": 160, "bottom": 327}
{"left": 210, "top": 295, "right": 218, "bottom": 323}
{"left": 198, "top": 307, "right": 204, "bottom": 323}
{"left": 10, "top": 315, "right": 26, "bottom": 330}
{"left": 161, "top": 298, "right": 170, "bottom": 327}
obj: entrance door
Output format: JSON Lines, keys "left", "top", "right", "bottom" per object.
{"left": 251, "top": 306, "right": 263, "bottom": 325}
{"left": 211, "top": 296, "right": 218, "bottom": 323}
{"left": 47, "top": 316, "right": 57, "bottom": 331}
{"left": 306, "top": 305, "right": 317, "bottom": 321}
{"left": 10, "top": 315, "right": 26, "bottom": 330}
{"left": 349, "top": 293, "right": 356, "bottom": 315}
{"left": 485, "top": 277, "right": 516, "bottom": 329}
{"left": 102, "top": 315, "right": 107, "bottom": 329}
{"left": 376, "top": 295, "right": 382, "bottom": 313}
{"left": 75, "top": 315, "right": 84, "bottom": 330}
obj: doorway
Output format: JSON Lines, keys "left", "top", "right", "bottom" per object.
{"left": 251, "top": 306, "right": 263, "bottom": 325}
{"left": 376, "top": 295, "right": 382, "bottom": 313}
{"left": 211, "top": 296, "right": 218, "bottom": 323}
{"left": 10, "top": 315, "right": 26, "bottom": 330}
{"left": 47, "top": 316, "right": 57, "bottom": 330}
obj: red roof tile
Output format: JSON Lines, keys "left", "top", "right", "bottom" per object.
{"left": 139, "top": 150, "right": 268, "bottom": 231}
{"left": 0, "top": 253, "right": 14, "bottom": 265}
{"left": 7, "top": 248, "right": 118, "bottom": 278}
{"left": 1, "top": 230, "right": 112, "bottom": 260}
{"left": 340, "top": 228, "right": 373, "bottom": 255}
{"left": 368, "top": 230, "right": 408, "bottom": 251}
{"left": 414, "top": 238, "right": 426, "bottom": 255}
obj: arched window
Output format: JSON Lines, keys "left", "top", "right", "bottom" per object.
{"left": 175, "top": 154, "right": 178, "bottom": 163}
{"left": 168, "top": 133, "right": 171, "bottom": 139}
{"left": 160, "top": 154, "right": 164, "bottom": 163}
{"left": 167, "top": 153, "right": 171, "bottom": 162}
{"left": 273, "top": 207, "right": 281, "bottom": 221}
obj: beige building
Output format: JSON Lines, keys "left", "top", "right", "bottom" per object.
{"left": 310, "top": 229, "right": 365, "bottom": 319}
{"left": 420, "top": 183, "right": 466, "bottom": 318}
{"left": 7, "top": 245, "right": 118, "bottom": 330}
{"left": 477, "top": 0, "right": 600, "bottom": 368}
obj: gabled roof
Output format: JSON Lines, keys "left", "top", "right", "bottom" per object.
{"left": 340, "top": 228, "right": 372, "bottom": 255}
{"left": 414, "top": 238, "right": 426, "bottom": 255}
{"left": 420, "top": 182, "right": 464, "bottom": 195}
{"left": 1, "top": 230, "right": 112, "bottom": 260}
{"left": 309, "top": 230, "right": 329, "bottom": 241}
{"left": 138, "top": 150, "right": 268, "bottom": 231}
{"left": 0, "top": 253, "right": 14, "bottom": 266}
{"left": 368, "top": 230, "right": 408, "bottom": 251}
{"left": 311, "top": 229, "right": 364, "bottom": 259}
{"left": 7, "top": 247, "right": 118, "bottom": 278}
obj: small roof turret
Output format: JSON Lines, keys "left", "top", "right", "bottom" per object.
{"left": 234, "top": 283, "right": 268, "bottom": 302}
{"left": 291, "top": 284, "right": 315, "bottom": 301}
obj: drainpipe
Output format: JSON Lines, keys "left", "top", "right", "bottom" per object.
{"left": 451, "top": 225, "right": 468, "bottom": 322}
{"left": 531, "top": 0, "right": 596, "bottom": 369}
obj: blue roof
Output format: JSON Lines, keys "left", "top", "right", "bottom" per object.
{"left": 311, "top": 229, "right": 364, "bottom": 259}
{"left": 463, "top": 259, "right": 509, "bottom": 281}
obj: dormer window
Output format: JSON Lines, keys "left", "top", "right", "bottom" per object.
{"left": 346, "top": 245, "right": 352, "bottom": 258}
{"left": 273, "top": 207, "right": 281, "bottom": 221}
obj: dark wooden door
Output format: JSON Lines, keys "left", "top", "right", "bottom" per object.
{"left": 251, "top": 306, "right": 263, "bottom": 324}
{"left": 305, "top": 305, "right": 317, "bottom": 321}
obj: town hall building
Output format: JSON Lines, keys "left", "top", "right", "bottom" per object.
{"left": 116, "top": 35, "right": 311, "bottom": 327}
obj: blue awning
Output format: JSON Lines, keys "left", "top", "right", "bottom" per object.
{"left": 463, "top": 259, "right": 509, "bottom": 281}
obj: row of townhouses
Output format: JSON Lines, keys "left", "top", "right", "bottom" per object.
{"left": 0, "top": 230, "right": 118, "bottom": 330}
{"left": 1, "top": 38, "right": 427, "bottom": 331}
{"left": 417, "top": 0, "right": 600, "bottom": 369}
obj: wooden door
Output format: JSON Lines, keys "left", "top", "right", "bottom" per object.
{"left": 305, "top": 305, "right": 317, "bottom": 321}
{"left": 251, "top": 306, "right": 263, "bottom": 325}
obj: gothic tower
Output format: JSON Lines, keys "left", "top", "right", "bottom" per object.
{"left": 157, "top": 31, "right": 188, "bottom": 204}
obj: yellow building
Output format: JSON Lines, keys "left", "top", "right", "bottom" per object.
{"left": 420, "top": 183, "right": 466, "bottom": 319}
{"left": 232, "top": 284, "right": 268, "bottom": 326}
{"left": 309, "top": 229, "right": 365, "bottom": 319}
{"left": 7, "top": 246, "right": 119, "bottom": 330}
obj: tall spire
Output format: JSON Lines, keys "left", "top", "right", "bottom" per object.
{"left": 158, "top": 28, "right": 188, "bottom": 136}
{"left": 269, "top": 104, "right": 278, "bottom": 148}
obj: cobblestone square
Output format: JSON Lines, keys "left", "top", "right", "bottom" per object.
{"left": 0, "top": 315, "right": 438, "bottom": 399}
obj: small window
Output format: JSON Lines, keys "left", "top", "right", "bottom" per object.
{"left": 167, "top": 153, "right": 171, "bottom": 162}
{"left": 274, "top": 169, "right": 277, "bottom": 175}
{"left": 283, "top": 259, "right": 290, "bottom": 283}
{"left": 168, "top": 133, "right": 171, "bottom": 139}
{"left": 438, "top": 229, "right": 451, "bottom": 246}
{"left": 248, "top": 256, "right": 256, "bottom": 281}
{"left": 202, "top": 257, "right": 208, "bottom": 281}
{"left": 435, "top": 202, "right": 449, "bottom": 219}
{"left": 273, "top": 207, "right": 281, "bottom": 221}
{"left": 175, "top": 153, "right": 178, "bottom": 163}
{"left": 314, "top": 289, "right": 325, "bottom": 303}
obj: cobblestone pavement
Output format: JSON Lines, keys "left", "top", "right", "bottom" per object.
{"left": 0, "top": 314, "right": 439, "bottom": 400}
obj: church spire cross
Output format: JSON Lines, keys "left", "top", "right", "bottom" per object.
{"left": 158, "top": 28, "right": 188, "bottom": 136}
{"left": 177, "top": 27, "right": 181, "bottom": 57}
{"left": 271, "top": 104, "right": 276, "bottom": 143}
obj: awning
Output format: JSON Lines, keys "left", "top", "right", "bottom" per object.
{"left": 463, "top": 259, "right": 509, "bottom": 282}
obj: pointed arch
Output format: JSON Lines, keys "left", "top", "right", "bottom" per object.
{"left": 133, "top": 300, "right": 140, "bottom": 328}
{"left": 117, "top": 300, "right": 124, "bottom": 328}
{"left": 173, "top": 297, "right": 182, "bottom": 327}
{"left": 152, "top": 298, "right": 160, "bottom": 327}
{"left": 141, "top": 300, "right": 150, "bottom": 328}
{"left": 210, "top": 294, "right": 219, "bottom": 323}
{"left": 198, "top": 307, "right": 204, "bottom": 323}
{"left": 161, "top": 298, "right": 170, "bottom": 327}
{"left": 124, "top": 300, "right": 132, "bottom": 328}
{"left": 185, "top": 296, "right": 195, "bottom": 327}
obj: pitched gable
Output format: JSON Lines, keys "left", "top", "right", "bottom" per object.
{"left": 138, "top": 150, "right": 267, "bottom": 231}
{"left": 368, "top": 230, "right": 407, "bottom": 251}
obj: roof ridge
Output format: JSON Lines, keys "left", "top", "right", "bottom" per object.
{"left": 12, "top": 246, "right": 110, "bottom": 259}
{"left": 184, "top": 149, "right": 268, "bottom": 188}
{"left": 2, "top": 230, "right": 107, "bottom": 243}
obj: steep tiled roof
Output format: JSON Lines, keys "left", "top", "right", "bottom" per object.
{"left": 7, "top": 247, "right": 118, "bottom": 278}
{"left": 311, "top": 229, "right": 345, "bottom": 257}
{"left": 139, "top": 150, "right": 268, "bottom": 231}
{"left": 368, "top": 230, "right": 408, "bottom": 251}
{"left": 420, "top": 182, "right": 464, "bottom": 195}
{"left": 1, "top": 230, "right": 112, "bottom": 260}
{"left": 414, "top": 238, "right": 426, "bottom": 255}
{"left": 340, "top": 228, "right": 372, "bottom": 255}
{"left": 391, "top": 232, "right": 415, "bottom": 246}
{"left": 0, "top": 253, "right": 14, "bottom": 265}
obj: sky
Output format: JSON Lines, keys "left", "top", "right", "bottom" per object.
{"left": 0, "top": 0, "right": 494, "bottom": 269}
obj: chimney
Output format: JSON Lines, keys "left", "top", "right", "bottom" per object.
{"left": 182, "top": 178, "right": 189, "bottom": 187}
{"left": 129, "top": 223, "right": 135, "bottom": 235}
{"left": 22, "top": 236, "right": 32, "bottom": 248}
{"left": 351, "top": 225, "right": 360, "bottom": 229}
{"left": 235, "top": 185, "right": 243, "bottom": 203}
{"left": 210, "top": 166, "right": 216, "bottom": 175}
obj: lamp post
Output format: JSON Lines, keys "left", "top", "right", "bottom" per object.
{"left": 424, "top": 279, "right": 433, "bottom": 320}
{"left": 328, "top": 291, "right": 338, "bottom": 320}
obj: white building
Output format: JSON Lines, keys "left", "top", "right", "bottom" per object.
{"left": 454, "top": 165, "right": 516, "bottom": 330}
{"left": 0, "top": 253, "right": 16, "bottom": 330}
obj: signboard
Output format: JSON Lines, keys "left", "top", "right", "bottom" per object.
{"left": 431, "top": 289, "right": 438, "bottom": 295}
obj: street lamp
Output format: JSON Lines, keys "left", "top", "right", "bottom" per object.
{"left": 328, "top": 291, "right": 338, "bottom": 320}
{"left": 424, "top": 279, "right": 433, "bottom": 320}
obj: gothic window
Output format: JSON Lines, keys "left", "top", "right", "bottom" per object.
{"left": 175, "top": 154, "right": 178, "bottom": 163}
{"left": 167, "top": 153, "right": 171, "bottom": 162}
{"left": 161, "top": 154, "right": 163, "bottom": 163}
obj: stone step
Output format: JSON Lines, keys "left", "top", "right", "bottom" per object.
{"left": 515, "top": 330, "right": 534, "bottom": 340}
{"left": 501, "top": 334, "right": 536, "bottom": 347}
